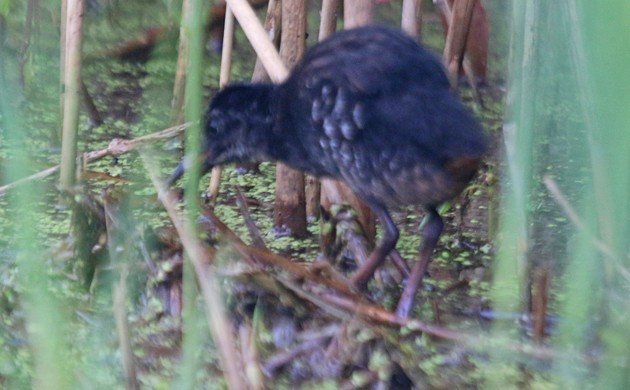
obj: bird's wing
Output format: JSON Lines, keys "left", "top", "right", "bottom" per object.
{"left": 279, "top": 26, "right": 484, "bottom": 169}
{"left": 284, "top": 27, "right": 451, "bottom": 145}
{"left": 294, "top": 27, "right": 450, "bottom": 96}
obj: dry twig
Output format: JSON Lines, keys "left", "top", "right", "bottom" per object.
{"left": 141, "top": 151, "right": 247, "bottom": 390}
{"left": 235, "top": 187, "right": 268, "bottom": 249}
{"left": 0, "top": 123, "right": 188, "bottom": 197}
{"left": 201, "top": 208, "right": 358, "bottom": 297}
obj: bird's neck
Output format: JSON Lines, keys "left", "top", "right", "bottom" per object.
{"left": 241, "top": 84, "right": 311, "bottom": 171}
{"left": 241, "top": 84, "right": 282, "bottom": 162}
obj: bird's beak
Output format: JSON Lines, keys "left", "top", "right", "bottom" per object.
{"left": 165, "top": 159, "right": 187, "bottom": 187}
{"left": 166, "top": 152, "right": 214, "bottom": 187}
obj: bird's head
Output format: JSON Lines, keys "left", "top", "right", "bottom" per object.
{"left": 167, "top": 83, "right": 275, "bottom": 186}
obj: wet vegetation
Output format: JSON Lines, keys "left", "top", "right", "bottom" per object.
{"left": 1, "top": 0, "right": 629, "bottom": 388}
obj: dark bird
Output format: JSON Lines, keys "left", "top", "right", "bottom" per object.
{"left": 169, "top": 25, "right": 487, "bottom": 318}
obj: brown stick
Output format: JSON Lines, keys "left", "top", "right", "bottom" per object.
{"left": 274, "top": 0, "right": 308, "bottom": 238}
{"left": 263, "top": 338, "right": 327, "bottom": 376}
{"left": 219, "top": 6, "right": 235, "bottom": 87}
{"left": 319, "top": 0, "right": 340, "bottom": 40}
{"left": 59, "top": 0, "right": 84, "bottom": 189}
{"left": 225, "top": 0, "right": 289, "bottom": 82}
{"left": 343, "top": 0, "right": 374, "bottom": 28}
{"left": 442, "top": 0, "right": 475, "bottom": 88}
{"left": 439, "top": 0, "right": 488, "bottom": 85}
{"left": 531, "top": 266, "right": 550, "bottom": 344}
{"left": 235, "top": 187, "right": 268, "bottom": 249}
{"left": 58, "top": 0, "right": 67, "bottom": 144}
{"left": 251, "top": 0, "right": 282, "bottom": 82}
{"left": 207, "top": 5, "right": 236, "bottom": 201}
{"left": 0, "top": 123, "right": 188, "bottom": 197}
{"left": 305, "top": 175, "right": 321, "bottom": 219}
{"left": 401, "top": 0, "right": 422, "bottom": 38}
{"left": 201, "top": 208, "right": 359, "bottom": 298}
{"left": 142, "top": 153, "right": 247, "bottom": 390}
{"left": 333, "top": 206, "right": 370, "bottom": 264}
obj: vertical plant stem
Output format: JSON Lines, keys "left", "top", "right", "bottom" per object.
{"left": 274, "top": 0, "right": 308, "bottom": 238}
{"left": 207, "top": 5, "right": 236, "bottom": 201}
{"left": 143, "top": 157, "right": 247, "bottom": 390}
{"left": 251, "top": 0, "right": 282, "bottom": 82}
{"left": 19, "top": 0, "right": 36, "bottom": 88}
{"left": 319, "top": 0, "right": 339, "bottom": 40}
{"left": 401, "top": 0, "right": 422, "bottom": 38}
{"left": 1, "top": 39, "right": 73, "bottom": 390}
{"left": 225, "top": 0, "right": 288, "bottom": 82}
{"left": 58, "top": 0, "right": 67, "bottom": 144}
{"left": 219, "top": 6, "right": 235, "bottom": 88}
{"left": 343, "top": 0, "right": 374, "bottom": 28}
{"left": 491, "top": 0, "right": 535, "bottom": 319}
{"left": 177, "top": 0, "right": 204, "bottom": 388}
{"left": 442, "top": 0, "right": 475, "bottom": 88}
{"left": 170, "top": 0, "right": 189, "bottom": 125}
{"left": 561, "top": 2, "right": 630, "bottom": 387}
{"left": 113, "top": 267, "right": 140, "bottom": 390}
{"left": 554, "top": 200, "right": 600, "bottom": 387}
{"left": 487, "top": 3, "right": 536, "bottom": 386}
{"left": 531, "top": 266, "right": 549, "bottom": 344}
{"left": 59, "top": 0, "right": 84, "bottom": 190}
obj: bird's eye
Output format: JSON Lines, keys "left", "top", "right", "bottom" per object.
{"left": 207, "top": 116, "right": 225, "bottom": 136}
{"left": 205, "top": 109, "right": 224, "bottom": 133}
{"left": 207, "top": 125, "right": 219, "bottom": 136}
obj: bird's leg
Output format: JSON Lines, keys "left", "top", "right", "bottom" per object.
{"left": 395, "top": 207, "right": 443, "bottom": 319}
{"left": 351, "top": 204, "right": 399, "bottom": 291}
{"left": 389, "top": 249, "right": 411, "bottom": 278}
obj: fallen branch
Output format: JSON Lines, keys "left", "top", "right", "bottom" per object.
{"left": 235, "top": 186, "right": 268, "bottom": 249}
{"left": 201, "top": 208, "right": 359, "bottom": 298}
{"left": 286, "top": 280, "right": 595, "bottom": 365}
{"left": 0, "top": 123, "right": 189, "bottom": 197}
{"left": 141, "top": 150, "right": 247, "bottom": 390}
{"left": 197, "top": 203, "right": 478, "bottom": 345}
{"left": 263, "top": 338, "right": 327, "bottom": 376}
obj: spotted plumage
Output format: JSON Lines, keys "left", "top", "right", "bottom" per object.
{"left": 168, "top": 25, "right": 487, "bottom": 319}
